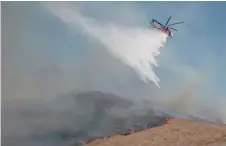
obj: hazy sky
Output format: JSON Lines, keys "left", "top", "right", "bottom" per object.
{"left": 2, "top": 2, "right": 226, "bottom": 117}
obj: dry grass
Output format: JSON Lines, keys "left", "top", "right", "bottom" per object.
{"left": 86, "top": 118, "right": 226, "bottom": 146}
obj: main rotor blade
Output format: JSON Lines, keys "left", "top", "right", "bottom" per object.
{"left": 168, "top": 22, "right": 184, "bottom": 26}
{"left": 155, "top": 20, "right": 164, "bottom": 26}
{"left": 169, "top": 27, "right": 178, "bottom": 31}
{"left": 165, "top": 16, "right": 171, "bottom": 26}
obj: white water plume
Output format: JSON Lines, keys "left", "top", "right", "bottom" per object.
{"left": 44, "top": 4, "right": 168, "bottom": 87}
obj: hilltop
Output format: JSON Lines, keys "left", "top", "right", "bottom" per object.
{"left": 86, "top": 118, "right": 226, "bottom": 146}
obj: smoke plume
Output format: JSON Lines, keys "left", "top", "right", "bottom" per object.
{"left": 44, "top": 3, "right": 168, "bottom": 87}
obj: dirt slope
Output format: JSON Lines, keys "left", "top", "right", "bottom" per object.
{"left": 86, "top": 118, "right": 226, "bottom": 146}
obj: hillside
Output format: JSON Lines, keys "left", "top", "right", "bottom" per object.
{"left": 86, "top": 118, "right": 226, "bottom": 146}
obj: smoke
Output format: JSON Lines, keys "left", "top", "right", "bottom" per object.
{"left": 2, "top": 91, "right": 167, "bottom": 146}
{"left": 44, "top": 3, "right": 168, "bottom": 87}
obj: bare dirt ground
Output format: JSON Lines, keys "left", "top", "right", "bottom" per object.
{"left": 86, "top": 118, "right": 226, "bottom": 146}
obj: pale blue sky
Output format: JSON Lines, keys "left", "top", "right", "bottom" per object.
{"left": 2, "top": 2, "right": 226, "bottom": 116}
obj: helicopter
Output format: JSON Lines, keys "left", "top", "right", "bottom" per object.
{"left": 150, "top": 16, "right": 184, "bottom": 37}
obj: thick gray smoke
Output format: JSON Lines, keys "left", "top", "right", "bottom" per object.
{"left": 2, "top": 91, "right": 168, "bottom": 146}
